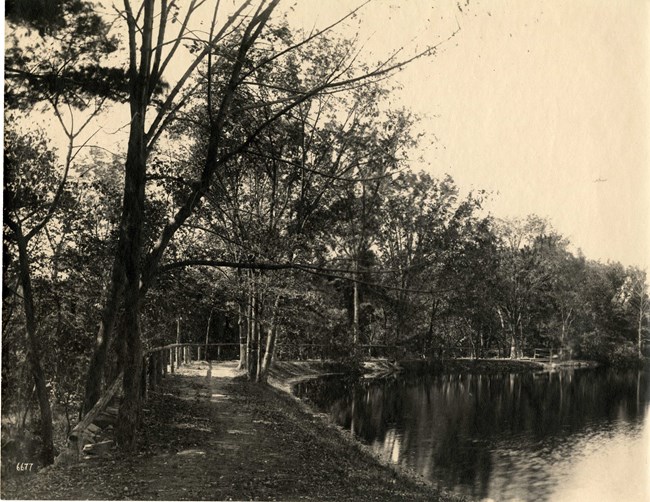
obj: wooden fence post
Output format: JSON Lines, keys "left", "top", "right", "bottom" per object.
{"left": 163, "top": 350, "right": 168, "bottom": 376}
{"left": 170, "top": 348, "right": 175, "bottom": 373}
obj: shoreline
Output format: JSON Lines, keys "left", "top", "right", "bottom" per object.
{"left": 267, "top": 361, "right": 467, "bottom": 502}
{"left": 270, "top": 357, "right": 602, "bottom": 385}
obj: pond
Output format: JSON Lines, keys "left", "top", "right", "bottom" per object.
{"left": 293, "top": 367, "right": 649, "bottom": 502}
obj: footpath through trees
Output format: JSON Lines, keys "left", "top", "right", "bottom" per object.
{"left": 2, "top": 361, "right": 460, "bottom": 501}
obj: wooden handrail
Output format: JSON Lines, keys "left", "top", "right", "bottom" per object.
{"left": 65, "top": 341, "right": 237, "bottom": 458}
{"left": 68, "top": 372, "right": 123, "bottom": 453}
{"left": 145, "top": 342, "right": 240, "bottom": 354}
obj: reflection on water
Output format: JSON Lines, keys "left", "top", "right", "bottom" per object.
{"left": 293, "top": 368, "right": 649, "bottom": 501}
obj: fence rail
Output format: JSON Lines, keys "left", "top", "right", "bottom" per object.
{"left": 141, "top": 343, "right": 241, "bottom": 399}
{"left": 67, "top": 342, "right": 240, "bottom": 454}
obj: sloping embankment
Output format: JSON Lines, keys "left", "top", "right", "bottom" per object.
{"left": 267, "top": 360, "right": 354, "bottom": 391}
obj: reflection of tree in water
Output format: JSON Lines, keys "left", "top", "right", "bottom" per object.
{"left": 294, "top": 369, "right": 648, "bottom": 499}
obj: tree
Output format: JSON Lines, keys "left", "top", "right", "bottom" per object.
{"left": 616, "top": 268, "right": 649, "bottom": 358}
{"left": 3, "top": 129, "right": 67, "bottom": 464}
{"left": 376, "top": 171, "right": 489, "bottom": 353}
{"left": 492, "top": 216, "right": 558, "bottom": 358}
{"left": 541, "top": 248, "right": 588, "bottom": 355}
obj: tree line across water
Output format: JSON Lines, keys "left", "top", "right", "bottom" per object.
{"left": 3, "top": 0, "right": 649, "bottom": 468}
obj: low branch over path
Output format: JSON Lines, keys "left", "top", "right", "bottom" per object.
{"left": 3, "top": 361, "right": 461, "bottom": 501}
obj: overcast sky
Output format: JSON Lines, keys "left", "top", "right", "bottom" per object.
{"left": 288, "top": 0, "right": 649, "bottom": 268}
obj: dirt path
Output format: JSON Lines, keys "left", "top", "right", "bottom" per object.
{"left": 2, "top": 361, "right": 459, "bottom": 501}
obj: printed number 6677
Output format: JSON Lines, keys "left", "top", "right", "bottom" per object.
{"left": 16, "top": 463, "right": 34, "bottom": 472}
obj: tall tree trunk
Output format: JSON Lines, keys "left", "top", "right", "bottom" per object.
{"left": 111, "top": 314, "right": 127, "bottom": 382}
{"left": 175, "top": 316, "right": 181, "bottom": 365}
{"left": 352, "top": 260, "right": 360, "bottom": 345}
{"left": 255, "top": 294, "right": 264, "bottom": 381}
{"left": 509, "top": 321, "right": 519, "bottom": 360}
{"left": 247, "top": 276, "right": 258, "bottom": 380}
{"left": 205, "top": 309, "right": 212, "bottom": 361}
{"left": 259, "top": 295, "right": 281, "bottom": 383}
{"left": 15, "top": 232, "right": 54, "bottom": 465}
{"left": 639, "top": 305, "right": 644, "bottom": 359}
{"left": 238, "top": 301, "right": 247, "bottom": 370}
{"left": 509, "top": 332, "right": 517, "bottom": 359}
{"left": 115, "top": 299, "right": 143, "bottom": 450}
{"left": 465, "top": 321, "right": 476, "bottom": 359}
{"left": 114, "top": 142, "right": 146, "bottom": 449}
{"left": 255, "top": 309, "right": 263, "bottom": 382}
{"left": 496, "top": 307, "right": 511, "bottom": 358}
{"left": 115, "top": 0, "right": 150, "bottom": 446}
{"left": 246, "top": 290, "right": 253, "bottom": 376}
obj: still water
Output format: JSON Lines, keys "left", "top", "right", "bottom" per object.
{"left": 293, "top": 368, "right": 649, "bottom": 501}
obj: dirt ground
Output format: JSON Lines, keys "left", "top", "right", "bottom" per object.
{"left": 2, "top": 361, "right": 464, "bottom": 501}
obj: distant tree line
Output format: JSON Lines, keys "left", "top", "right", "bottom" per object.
{"left": 3, "top": 0, "right": 648, "bottom": 466}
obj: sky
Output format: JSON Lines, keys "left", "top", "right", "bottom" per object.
{"left": 287, "top": 0, "right": 649, "bottom": 268}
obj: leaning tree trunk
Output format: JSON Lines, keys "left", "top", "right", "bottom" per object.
{"left": 81, "top": 256, "right": 125, "bottom": 413}
{"left": 15, "top": 232, "right": 55, "bottom": 465}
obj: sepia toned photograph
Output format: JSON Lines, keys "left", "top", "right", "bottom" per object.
{"left": 2, "top": 1, "right": 648, "bottom": 500}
